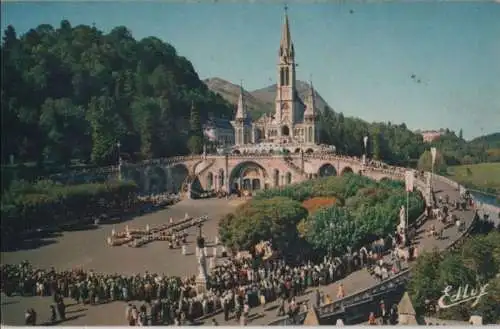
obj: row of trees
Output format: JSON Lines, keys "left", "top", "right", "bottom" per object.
{"left": 318, "top": 108, "right": 500, "bottom": 167}
{"left": 219, "top": 174, "right": 424, "bottom": 258}
{"left": 408, "top": 231, "right": 500, "bottom": 324}
{"left": 0, "top": 179, "right": 138, "bottom": 247}
{"left": 1, "top": 22, "right": 233, "bottom": 167}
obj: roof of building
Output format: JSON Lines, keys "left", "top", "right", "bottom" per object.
{"left": 398, "top": 292, "right": 416, "bottom": 316}
{"left": 204, "top": 118, "right": 234, "bottom": 130}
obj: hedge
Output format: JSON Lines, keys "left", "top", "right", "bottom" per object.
{"left": 1, "top": 179, "right": 138, "bottom": 241}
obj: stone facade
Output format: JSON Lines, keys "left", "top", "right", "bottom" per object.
{"left": 203, "top": 117, "right": 234, "bottom": 146}
{"left": 230, "top": 7, "right": 319, "bottom": 150}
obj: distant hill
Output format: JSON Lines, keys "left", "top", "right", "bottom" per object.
{"left": 251, "top": 80, "right": 330, "bottom": 114}
{"left": 203, "top": 78, "right": 273, "bottom": 119}
{"left": 469, "top": 132, "right": 500, "bottom": 148}
{"left": 204, "top": 78, "right": 331, "bottom": 119}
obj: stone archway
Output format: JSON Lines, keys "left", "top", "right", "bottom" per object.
{"left": 126, "top": 169, "right": 144, "bottom": 191}
{"left": 273, "top": 169, "right": 280, "bottom": 187}
{"left": 305, "top": 148, "right": 314, "bottom": 154}
{"left": 341, "top": 166, "right": 354, "bottom": 176}
{"left": 229, "top": 161, "right": 268, "bottom": 193}
{"left": 207, "top": 172, "right": 214, "bottom": 190}
{"left": 233, "top": 150, "right": 241, "bottom": 155}
{"left": 318, "top": 163, "right": 337, "bottom": 177}
{"left": 171, "top": 163, "right": 189, "bottom": 193}
{"left": 282, "top": 125, "right": 290, "bottom": 136}
{"left": 294, "top": 148, "right": 301, "bottom": 153}
{"left": 148, "top": 167, "right": 167, "bottom": 194}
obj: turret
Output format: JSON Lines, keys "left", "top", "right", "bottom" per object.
{"left": 304, "top": 79, "right": 317, "bottom": 119}
{"left": 235, "top": 82, "right": 247, "bottom": 121}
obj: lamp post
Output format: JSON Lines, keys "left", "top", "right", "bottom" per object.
{"left": 116, "top": 141, "right": 122, "bottom": 181}
{"left": 329, "top": 222, "right": 335, "bottom": 257}
{"left": 430, "top": 147, "right": 437, "bottom": 193}
{"left": 363, "top": 136, "right": 368, "bottom": 167}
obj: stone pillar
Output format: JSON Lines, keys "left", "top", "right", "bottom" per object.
{"left": 196, "top": 252, "right": 209, "bottom": 294}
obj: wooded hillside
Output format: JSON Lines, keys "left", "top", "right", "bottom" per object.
{"left": 1, "top": 22, "right": 234, "bottom": 166}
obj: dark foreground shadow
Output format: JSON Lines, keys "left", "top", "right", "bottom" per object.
{"left": 1, "top": 238, "right": 58, "bottom": 252}
{"left": 40, "top": 314, "right": 86, "bottom": 326}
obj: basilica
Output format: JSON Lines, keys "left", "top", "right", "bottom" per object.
{"left": 230, "top": 8, "right": 324, "bottom": 154}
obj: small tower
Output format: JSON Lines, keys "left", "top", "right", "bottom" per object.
{"left": 231, "top": 82, "right": 252, "bottom": 146}
{"left": 304, "top": 78, "right": 318, "bottom": 144}
{"left": 275, "top": 5, "right": 297, "bottom": 139}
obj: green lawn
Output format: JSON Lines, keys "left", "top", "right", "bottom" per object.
{"left": 446, "top": 162, "right": 500, "bottom": 195}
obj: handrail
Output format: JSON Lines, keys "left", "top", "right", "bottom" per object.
{"left": 268, "top": 174, "right": 478, "bottom": 326}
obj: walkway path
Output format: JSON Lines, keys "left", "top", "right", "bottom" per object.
{"left": 0, "top": 178, "right": 475, "bottom": 326}
{"left": 201, "top": 177, "right": 476, "bottom": 326}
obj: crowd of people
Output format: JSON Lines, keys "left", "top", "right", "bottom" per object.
{"left": 2, "top": 166, "right": 446, "bottom": 326}
{"left": 2, "top": 243, "right": 388, "bottom": 326}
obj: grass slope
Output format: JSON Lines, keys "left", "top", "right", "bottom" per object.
{"left": 446, "top": 162, "right": 500, "bottom": 194}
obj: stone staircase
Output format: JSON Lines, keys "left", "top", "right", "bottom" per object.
{"left": 284, "top": 155, "right": 307, "bottom": 178}
{"left": 196, "top": 159, "right": 216, "bottom": 177}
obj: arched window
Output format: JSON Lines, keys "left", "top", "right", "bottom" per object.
{"left": 308, "top": 127, "right": 313, "bottom": 143}
{"left": 280, "top": 68, "right": 285, "bottom": 86}
{"left": 286, "top": 172, "right": 292, "bottom": 185}
{"left": 207, "top": 172, "right": 213, "bottom": 190}
{"left": 274, "top": 169, "right": 280, "bottom": 187}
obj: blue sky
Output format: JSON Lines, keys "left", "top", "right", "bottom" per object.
{"left": 2, "top": 1, "right": 499, "bottom": 140}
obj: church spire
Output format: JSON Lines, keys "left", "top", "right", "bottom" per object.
{"left": 235, "top": 80, "right": 247, "bottom": 120}
{"left": 279, "top": 4, "right": 294, "bottom": 58}
{"left": 305, "top": 76, "right": 316, "bottom": 117}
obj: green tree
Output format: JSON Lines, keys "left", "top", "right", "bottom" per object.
{"left": 39, "top": 98, "right": 87, "bottom": 165}
{"left": 305, "top": 206, "right": 358, "bottom": 255}
{"left": 219, "top": 197, "right": 307, "bottom": 252}
{"left": 418, "top": 149, "right": 447, "bottom": 174}
{"left": 87, "top": 96, "right": 125, "bottom": 165}
{"left": 408, "top": 250, "right": 443, "bottom": 314}
{"left": 187, "top": 135, "right": 203, "bottom": 155}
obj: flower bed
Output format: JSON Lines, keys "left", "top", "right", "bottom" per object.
{"left": 302, "top": 197, "right": 338, "bottom": 214}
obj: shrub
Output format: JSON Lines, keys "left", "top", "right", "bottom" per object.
{"left": 218, "top": 197, "right": 307, "bottom": 252}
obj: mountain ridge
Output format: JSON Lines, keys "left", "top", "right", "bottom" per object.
{"left": 203, "top": 77, "right": 331, "bottom": 120}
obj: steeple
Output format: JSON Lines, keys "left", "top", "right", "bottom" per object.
{"left": 279, "top": 4, "right": 294, "bottom": 59}
{"left": 304, "top": 77, "right": 316, "bottom": 117}
{"left": 235, "top": 81, "right": 247, "bottom": 120}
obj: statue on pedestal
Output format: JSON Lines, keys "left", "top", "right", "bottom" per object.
{"left": 399, "top": 205, "right": 407, "bottom": 232}
{"left": 195, "top": 233, "right": 208, "bottom": 294}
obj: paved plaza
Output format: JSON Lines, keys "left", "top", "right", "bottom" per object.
{"left": 1, "top": 179, "right": 475, "bottom": 326}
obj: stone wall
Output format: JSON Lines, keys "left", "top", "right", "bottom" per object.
{"left": 121, "top": 154, "right": 412, "bottom": 195}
